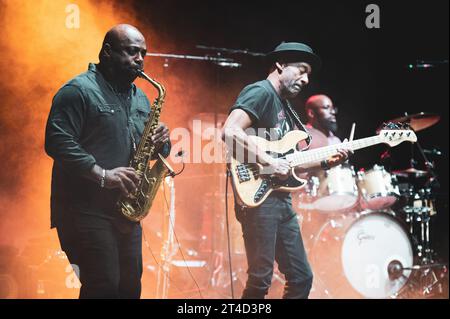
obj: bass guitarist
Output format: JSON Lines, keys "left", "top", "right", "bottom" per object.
{"left": 221, "top": 42, "right": 351, "bottom": 299}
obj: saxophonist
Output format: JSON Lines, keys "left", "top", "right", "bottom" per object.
{"left": 45, "top": 24, "right": 171, "bottom": 299}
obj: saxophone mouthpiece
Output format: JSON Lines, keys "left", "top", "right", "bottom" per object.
{"left": 136, "top": 68, "right": 144, "bottom": 76}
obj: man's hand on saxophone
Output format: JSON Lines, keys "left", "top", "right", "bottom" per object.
{"left": 87, "top": 165, "right": 140, "bottom": 198}
{"left": 151, "top": 122, "right": 170, "bottom": 152}
{"left": 105, "top": 167, "right": 140, "bottom": 198}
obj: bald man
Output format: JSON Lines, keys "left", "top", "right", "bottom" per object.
{"left": 45, "top": 24, "right": 170, "bottom": 298}
{"left": 304, "top": 94, "right": 341, "bottom": 149}
{"left": 294, "top": 95, "right": 344, "bottom": 250}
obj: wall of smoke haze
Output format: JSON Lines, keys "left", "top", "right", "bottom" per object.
{"left": 0, "top": 0, "right": 246, "bottom": 298}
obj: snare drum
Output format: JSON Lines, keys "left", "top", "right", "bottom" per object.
{"left": 357, "top": 165, "right": 400, "bottom": 210}
{"left": 313, "top": 164, "right": 359, "bottom": 213}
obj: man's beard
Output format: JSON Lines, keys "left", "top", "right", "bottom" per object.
{"left": 318, "top": 118, "right": 338, "bottom": 134}
{"left": 280, "top": 81, "right": 302, "bottom": 98}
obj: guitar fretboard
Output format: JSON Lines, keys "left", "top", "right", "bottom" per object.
{"left": 287, "top": 135, "right": 382, "bottom": 166}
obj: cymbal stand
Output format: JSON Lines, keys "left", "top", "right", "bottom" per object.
{"left": 415, "top": 137, "right": 440, "bottom": 189}
{"left": 400, "top": 157, "right": 446, "bottom": 298}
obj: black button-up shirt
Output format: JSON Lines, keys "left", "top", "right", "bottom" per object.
{"left": 45, "top": 63, "right": 170, "bottom": 227}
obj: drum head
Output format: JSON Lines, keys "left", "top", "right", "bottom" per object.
{"left": 313, "top": 165, "right": 359, "bottom": 213}
{"left": 361, "top": 196, "right": 398, "bottom": 211}
{"left": 341, "top": 213, "right": 413, "bottom": 298}
{"left": 314, "top": 194, "right": 358, "bottom": 213}
{"left": 309, "top": 212, "right": 413, "bottom": 299}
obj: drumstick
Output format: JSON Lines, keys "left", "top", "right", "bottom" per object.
{"left": 349, "top": 123, "right": 356, "bottom": 142}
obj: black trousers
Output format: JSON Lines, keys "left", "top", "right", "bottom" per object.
{"left": 56, "top": 213, "right": 143, "bottom": 299}
{"left": 236, "top": 198, "right": 313, "bottom": 299}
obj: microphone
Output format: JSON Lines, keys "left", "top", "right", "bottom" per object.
{"left": 408, "top": 63, "right": 434, "bottom": 69}
{"left": 214, "top": 61, "right": 242, "bottom": 68}
{"left": 175, "top": 149, "right": 185, "bottom": 157}
{"left": 407, "top": 60, "right": 448, "bottom": 69}
{"left": 387, "top": 260, "right": 404, "bottom": 281}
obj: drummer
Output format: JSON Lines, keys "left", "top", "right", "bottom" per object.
{"left": 295, "top": 94, "right": 347, "bottom": 244}
{"left": 304, "top": 94, "right": 341, "bottom": 150}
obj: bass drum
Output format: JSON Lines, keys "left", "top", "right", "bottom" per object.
{"left": 309, "top": 211, "right": 413, "bottom": 299}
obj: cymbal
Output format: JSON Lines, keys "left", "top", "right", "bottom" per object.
{"left": 377, "top": 112, "right": 440, "bottom": 132}
{"left": 392, "top": 167, "right": 429, "bottom": 178}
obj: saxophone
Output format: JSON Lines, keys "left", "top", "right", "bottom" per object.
{"left": 118, "top": 69, "right": 174, "bottom": 222}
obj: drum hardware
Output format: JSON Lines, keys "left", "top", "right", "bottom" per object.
{"left": 393, "top": 167, "right": 430, "bottom": 179}
{"left": 385, "top": 112, "right": 441, "bottom": 187}
{"left": 388, "top": 261, "right": 447, "bottom": 281}
{"left": 388, "top": 260, "right": 408, "bottom": 281}
{"left": 291, "top": 111, "right": 447, "bottom": 298}
{"left": 297, "top": 176, "right": 320, "bottom": 211}
{"left": 392, "top": 134, "right": 445, "bottom": 298}
{"left": 299, "top": 172, "right": 444, "bottom": 298}
{"left": 377, "top": 111, "right": 442, "bottom": 252}
{"left": 296, "top": 112, "right": 447, "bottom": 298}
{"left": 401, "top": 187, "right": 437, "bottom": 262}
{"left": 399, "top": 117, "right": 440, "bottom": 265}
{"left": 387, "top": 259, "right": 448, "bottom": 299}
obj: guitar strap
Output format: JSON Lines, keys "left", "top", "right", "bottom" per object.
{"left": 284, "top": 100, "right": 312, "bottom": 150}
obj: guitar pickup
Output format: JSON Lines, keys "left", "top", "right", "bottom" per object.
{"left": 236, "top": 164, "right": 251, "bottom": 183}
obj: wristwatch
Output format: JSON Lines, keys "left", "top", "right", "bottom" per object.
{"left": 321, "top": 160, "right": 330, "bottom": 170}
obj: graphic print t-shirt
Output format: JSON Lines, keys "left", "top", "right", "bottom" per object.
{"left": 230, "top": 80, "right": 296, "bottom": 141}
{"left": 229, "top": 79, "right": 297, "bottom": 205}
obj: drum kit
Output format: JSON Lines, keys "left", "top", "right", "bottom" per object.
{"left": 295, "top": 112, "right": 448, "bottom": 299}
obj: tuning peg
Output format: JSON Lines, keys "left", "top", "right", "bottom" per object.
{"left": 386, "top": 122, "right": 398, "bottom": 130}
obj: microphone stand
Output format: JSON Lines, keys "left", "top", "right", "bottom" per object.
{"left": 196, "top": 45, "right": 265, "bottom": 57}
{"left": 388, "top": 260, "right": 448, "bottom": 298}
{"left": 156, "top": 176, "right": 177, "bottom": 299}
{"left": 147, "top": 47, "right": 247, "bottom": 297}
{"left": 146, "top": 52, "right": 242, "bottom": 68}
